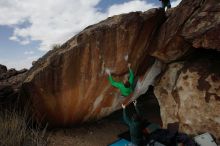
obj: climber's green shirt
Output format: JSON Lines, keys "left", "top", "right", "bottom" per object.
{"left": 108, "top": 69, "right": 134, "bottom": 97}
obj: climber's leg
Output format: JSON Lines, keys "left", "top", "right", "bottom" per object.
{"left": 162, "top": 2, "right": 166, "bottom": 10}
{"left": 167, "top": 1, "right": 171, "bottom": 9}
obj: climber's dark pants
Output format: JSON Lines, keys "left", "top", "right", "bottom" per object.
{"left": 162, "top": 1, "right": 171, "bottom": 10}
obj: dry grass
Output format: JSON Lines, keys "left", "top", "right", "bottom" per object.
{"left": 0, "top": 108, "right": 48, "bottom": 146}
{"left": 52, "top": 44, "right": 61, "bottom": 50}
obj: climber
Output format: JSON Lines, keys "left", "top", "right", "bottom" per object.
{"left": 122, "top": 100, "right": 144, "bottom": 146}
{"left": 106, "top": 63, "right": 135, "bottom": 97}
{"left": 159, "top": 0, "right": 171, "bottom": 10}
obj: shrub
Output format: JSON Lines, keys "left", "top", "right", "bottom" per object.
{"left": 52, "top": 44, "right": 61, "bottom": 50}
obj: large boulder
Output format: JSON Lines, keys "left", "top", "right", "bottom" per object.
{"left": 182, "top": 0, "right": 220, "bottom": 50}
{"left": 150, "top": 0, "right": 220, "bottom": 62}
{"left": 22, "top": 9, "right": 165, "bottom": 126}
{"left": 154, "top": 50, "right": 220, "bottom": 141}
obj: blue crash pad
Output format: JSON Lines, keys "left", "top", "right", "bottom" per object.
{"left": 108, "top": 138, "right": 132, "bottom": 146}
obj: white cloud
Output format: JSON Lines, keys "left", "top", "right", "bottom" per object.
{"left": 171, "top": 0, "right": 182, "bottom": 7}
{"left": 20, "top": 39, "right": 30, "bottom": 45}
{"left": 0, "top": 55, "right": 39, "bottom": 69}
{"left": 9, "top": 36, "right": 19, "bottom": 41}
{"left": 0, "top": 0, "right": 28, "bottom": 25}
{"left": 0, "top": 0, "right": 160, "bottom": 52}
{"left": 107, "top": 0, "right": 157, "bottom": 17}
{"left": 24, "top": 51, "right": 34, "bottom": 55}
{"left": 1, "top": 0, "right": 106, "bottom": 51}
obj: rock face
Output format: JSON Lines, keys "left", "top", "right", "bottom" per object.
{"left": 150, "top": 0, "right": 220, "bottom": 140}
{"left": 22, "top": 9, "right": 165, "bottom": 126}
{"left": 155, "top": 50, "right": 220, "bottom": 141}
{"left": 0, "top": 65, "right": 27, "bottom": 107}
{"left": 150, "top": 0, "right": 220, "bottom": 62}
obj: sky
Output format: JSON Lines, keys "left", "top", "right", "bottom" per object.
{"left": 0, "top": 0, "right": 181, "bottom": 69}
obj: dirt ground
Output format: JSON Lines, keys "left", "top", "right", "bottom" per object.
{"left": 47, "top": 87, "right": 162, "bottom": 146}
{"left": 48, "top": 118, "right": 127, "bottom": 146}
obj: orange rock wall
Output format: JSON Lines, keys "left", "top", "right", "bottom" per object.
{"left": 23, "top": 9, "right": 165, "bottom": 126}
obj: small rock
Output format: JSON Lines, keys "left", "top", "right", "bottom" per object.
{"left": 0, "top": 64, "right": 7, "bottom": 74}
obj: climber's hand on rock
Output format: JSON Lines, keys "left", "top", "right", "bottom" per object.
{"left": 128, "top": 63, "right": 131, "bottom": 69}
{"left": 133, "top": 100, "right": 137, "bottom": 106}
{"left": 105, "top": 68, "right": 111, "bottom": 75}
{"left": 122, "top": 104, "right": 126, "bottom": 109}
{"left": 124, "top": 55, "right": 128, "bottom": 61}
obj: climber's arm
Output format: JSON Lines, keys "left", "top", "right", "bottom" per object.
{"left": 122, "top": 104, "right": 131, "bottom": 125}
{"left": 128, "top": 68, "right": 134, "bottom": 85}
{"left": 133, "top": 100, "right": 142, "bottom": 117}
{"left": 108, "top": 75, "right": 123, "bottom": 89}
